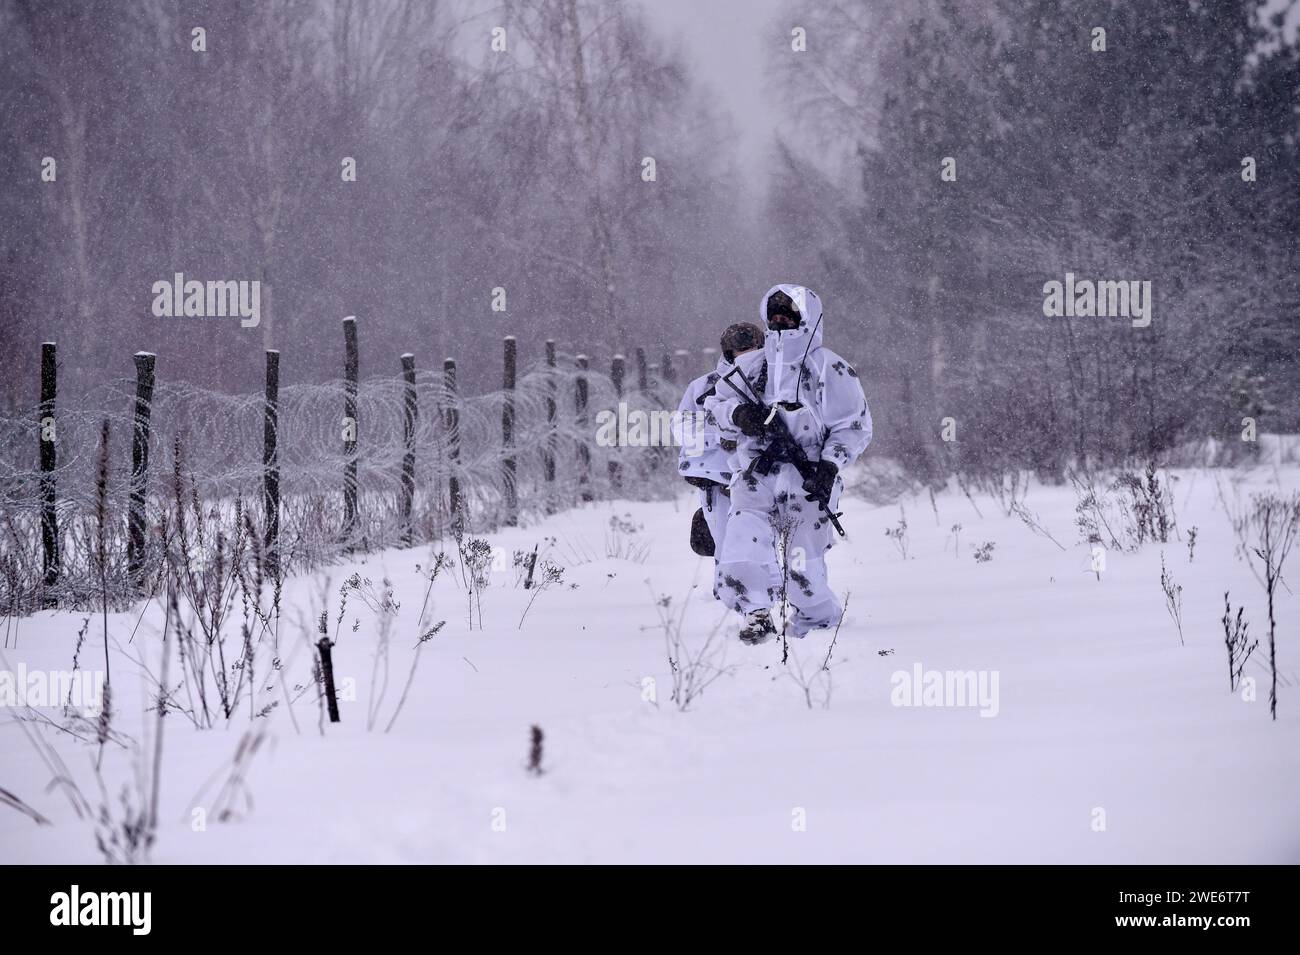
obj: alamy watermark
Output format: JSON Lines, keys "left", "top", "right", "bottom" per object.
{"left": 50, "top": 885, "right": 151, "bottom": 935}
{"left": 890, "top": 663, "right": 1000, "bottom": 717}
{"left": 0, "top": 664, "right": 104, "bottom": 714}
{"left": 595, "top": 403, "right": 707, "bottom": 456}
{"left": 1042, "top": 272, "right": 1151, "bottom": 328}
{"left": 151, "top": 272, "right": 260, "bottom": 327}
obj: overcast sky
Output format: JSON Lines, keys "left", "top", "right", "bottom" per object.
{"left": 629, "top": 0, "right": 791, "bottom": 187}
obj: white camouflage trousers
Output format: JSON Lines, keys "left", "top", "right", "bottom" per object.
{"left": 715, "top": 462, "right": 843, "bottom": 636}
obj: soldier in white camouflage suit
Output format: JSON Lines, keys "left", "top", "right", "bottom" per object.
{"left": 676, "top": 323, "right": 764, "bottom": 596}
{"left": 706, "top": 285, "right": 872, "bottom": 643}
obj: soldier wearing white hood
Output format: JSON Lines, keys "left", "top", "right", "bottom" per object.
{"left": 676, "top": 323, "right": 765, "bottom": 589}
{"left": 706, "top": 285, "right": 872, "bottom": 644}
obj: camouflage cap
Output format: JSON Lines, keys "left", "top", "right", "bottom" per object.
{"left": 720, "top": 322, "right": 764, "bottom": 361}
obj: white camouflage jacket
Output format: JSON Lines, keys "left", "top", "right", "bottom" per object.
{"left": 705, "top": 284, "right": 872, "bottom": 476}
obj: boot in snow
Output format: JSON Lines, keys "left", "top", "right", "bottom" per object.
{"left": 739, "top": 608, "right": 776, "bottom": 645}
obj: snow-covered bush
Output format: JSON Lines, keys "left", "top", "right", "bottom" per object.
{"left": 650, "top": 588, "right": 733, "bottom": 712}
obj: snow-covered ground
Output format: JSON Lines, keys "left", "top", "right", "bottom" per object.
{"left": 3, "top": 463, "right": 1298, "bottom": 864}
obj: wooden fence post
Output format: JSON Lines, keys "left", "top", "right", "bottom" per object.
{"left": 661, "top": 350, "right": 676, "bottom": 385}
{"left": 128, "top": 351, "right": 156, "bottom": 588}
{"left": 609, "top": 354, "right": 625, "bottom": 490}
{"left": 342, "top": 317, "right": 359, "bottom": 543}
{"left": 443, "top": 357, "right": 460, "bottom": 520}
{"left": 544, "top": 340, "right": 557, "bottom": 511}
{"left": 635, "top": 347, "right": 648, "bottom": 392}
{"left": 263, "top": 349, "right": 280, "bottom": 579}
{"left": 502, "top": 336, "right": 517, "bottom": 526}
{"left": 39, "top": 342, "right": 59, "bottom": 601}
{"left": 575, "top": 354, "right": 591, "bottom": 501}
{"left": 401, "top": 353, "right": 417, "bottom": 545}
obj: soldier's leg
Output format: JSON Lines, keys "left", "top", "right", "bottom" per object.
{"left": 702, "top": 486, "right": 730, "bottom": 556}
{"left": 777, "top": 468, "right": 844, "bottom": 637}
{"left": 715, "top": 471, "right": 779, "bottom": 616}
{"left": 701, "top": 486, "right": 731, "bottom": 600}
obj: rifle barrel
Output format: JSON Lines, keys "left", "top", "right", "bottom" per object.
{"left": 718, "top": 366, "right": 847, "bottom": 537}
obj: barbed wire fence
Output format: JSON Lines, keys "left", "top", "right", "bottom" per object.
{"left": 0, "top": 326, "right": 713, "bottom": 615}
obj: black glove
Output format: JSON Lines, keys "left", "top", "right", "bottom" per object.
{"left": 731, "top": 403, "right": 767, "bottom": 437}
{"left": 802, "top": 459, "right": 838, "bottom": 502}
{"left": 684, "top": 475, "right": 720, "bottom": 490}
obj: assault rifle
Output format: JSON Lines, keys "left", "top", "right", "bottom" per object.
{"left": 719, "top": 364, "right": 846, "bottom": 537}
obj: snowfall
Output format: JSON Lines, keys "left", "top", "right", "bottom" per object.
{"left": 3, "top": 455, "right": 1299, "bottom": 864}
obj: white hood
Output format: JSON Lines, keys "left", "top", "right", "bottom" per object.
{"left": 759, "top": 283, "right": 824, "bottom": 405}
{"left": 702, "top": 281, "right": 872, "bottom": 475}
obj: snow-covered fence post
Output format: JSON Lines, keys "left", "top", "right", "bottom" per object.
{"left": 342, "top": 317, "right": 359, "bottom": 544}
{"left": 544, "top": 340, "right": 557, "bottom": 510}
{"left": 39, "top": 342, "right": 59, "bottom": 601}
{"left": 263, "top": 349, "right": 280, "bottom": 579}
{"left": 635, "top": 347, "right": 648, "bottom": 392}
{"left": 443, "top": 357, "right": 460, "bottom": 519}
{"left": 400, "top": 353, "right": 417, "bottom": 545}
{"left": 575, "top": 354, "right": 591, "bottom": 501}
{"left": 609, "top": 354, "right": 625, "bottom": 490}
{"left": 503, "top": 336, "right": 517, "bottom": 526}
{"left": 127, "top": 351, "right": 155, "bottom": 588}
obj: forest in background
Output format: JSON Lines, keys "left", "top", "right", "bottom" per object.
{"left": 1, "top": 0, "right": 1296, "bottom": 478}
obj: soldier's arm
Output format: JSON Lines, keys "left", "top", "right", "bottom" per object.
{"left": 820, "top": 355, "right": 872, "bottom": 470}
